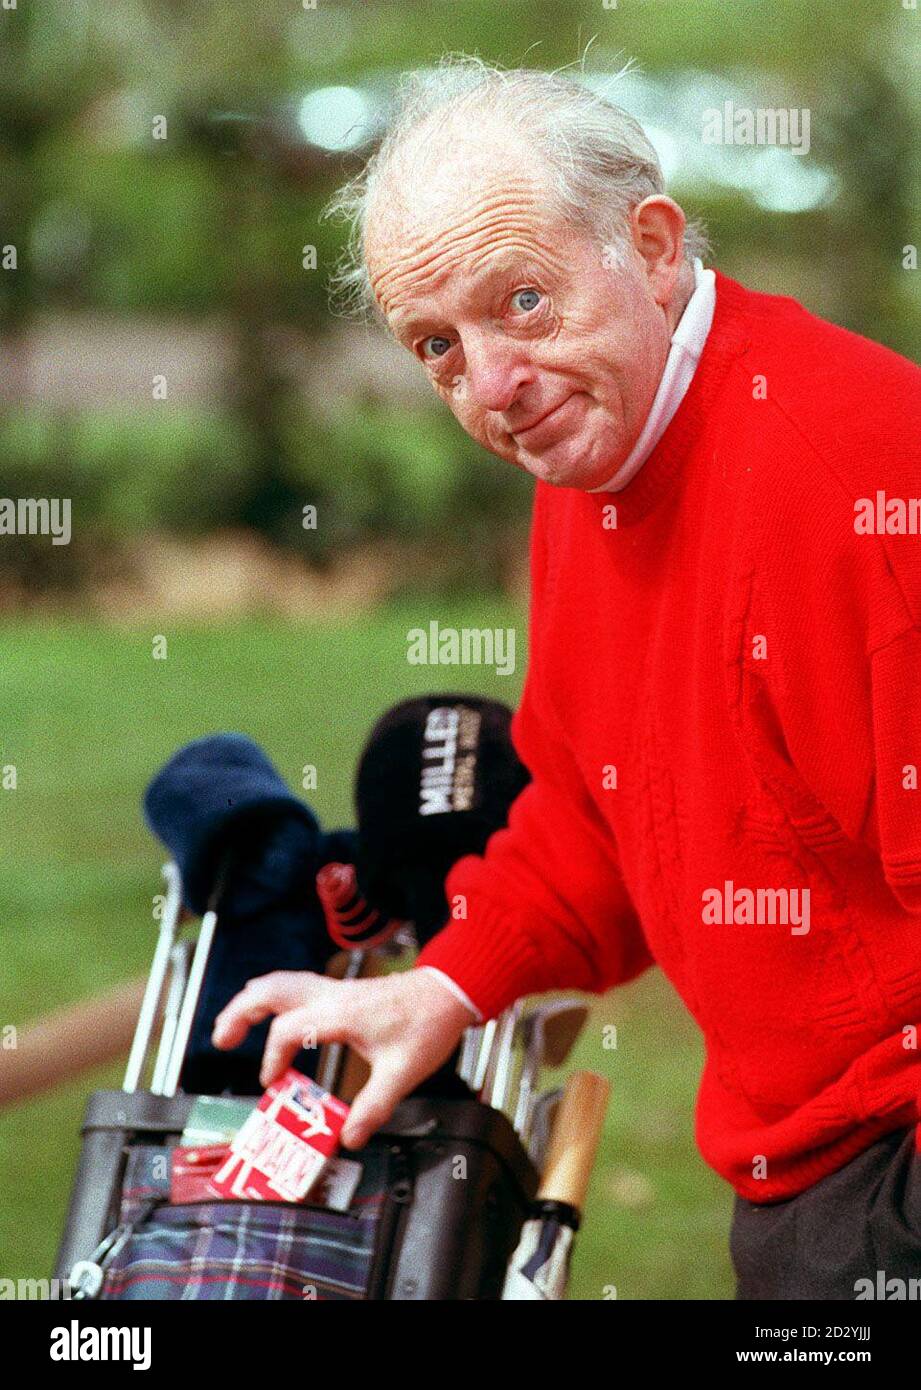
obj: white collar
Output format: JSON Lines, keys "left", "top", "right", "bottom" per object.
{"left": 590, "top": 258, "right": 717, "bottom": 493}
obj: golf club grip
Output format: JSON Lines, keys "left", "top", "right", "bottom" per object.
{"left": 0, "top": 978, "right": 147, "bottom": 1108}
{"left": 537, "top": 1070, "right": 610, "bottom": 1211}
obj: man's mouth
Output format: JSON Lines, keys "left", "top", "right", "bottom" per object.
{"left": 512, "top": 393, "right": 577, "bottom": 442}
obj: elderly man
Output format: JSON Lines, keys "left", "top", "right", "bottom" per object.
{"left": 214, "top": 59, "right": 921, "bottom": 1299}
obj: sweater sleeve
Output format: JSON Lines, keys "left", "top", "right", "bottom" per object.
{"left": 415, "top": 489, "right": 653, "bottom": 1020}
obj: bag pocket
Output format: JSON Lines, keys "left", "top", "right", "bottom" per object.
{"left": 101, "top": 1141, "right": 393, "bottom": 1301}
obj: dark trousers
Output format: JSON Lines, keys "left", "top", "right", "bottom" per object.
{"left": 731, "top": 1127, "right": 921, "bottom": 1300}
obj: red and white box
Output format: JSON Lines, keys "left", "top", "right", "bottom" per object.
{"left": 210, "top": 1069, "right": 350, "bottom": 1203}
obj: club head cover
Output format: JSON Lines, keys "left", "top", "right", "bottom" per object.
{"left": 354, "top": 695, "right": 530, "bottom": 946}
{"left": 316, "top": 861, "right": 407, "bottom": 951}
{"left": 143, "top": 733, "right": 360, "bottom": 1093}
{"left": 177, "top": 821, "right": 361, "bottom": 1095}
{"left": 143, "top": 732, "right": 322, "bottom": 916}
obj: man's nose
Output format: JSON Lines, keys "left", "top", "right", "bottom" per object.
{"left": 460, "top": 333, "right": 534, "bottom": 414}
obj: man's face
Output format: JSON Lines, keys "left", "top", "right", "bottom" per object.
{"left": 366, "top": 144, "right": 674, "bottom": 490}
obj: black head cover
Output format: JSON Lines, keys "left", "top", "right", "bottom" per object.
{"left": 354, "top": 694, "right": 530, "bottom": 944}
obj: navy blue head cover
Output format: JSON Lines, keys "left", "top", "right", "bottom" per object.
{"left": 143, "top": 733, "right": 357, "bottom": 1094}
{"left": 143, "top": 732, "right": 323, "bottom": 917}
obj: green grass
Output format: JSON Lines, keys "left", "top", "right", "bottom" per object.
{"left": 0, "top": 604, "right": 733, "bottom": 1299}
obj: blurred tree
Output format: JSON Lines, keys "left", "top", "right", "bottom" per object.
{"left": 0, "top": 0, "right": 918, "bottom": 602}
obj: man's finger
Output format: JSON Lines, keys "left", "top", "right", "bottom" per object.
{"left": 260, "top": 1002, "right": 356, "bottom": 1088}
{"left": 211, "top": 971, "right": 325, "bottom": 1050}
{"left": 341, "top": 1061, "right": 408, "bottom": 1150}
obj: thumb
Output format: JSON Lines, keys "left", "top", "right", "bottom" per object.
{"left": 341, "top": 1061, "right": 409, "bottom": 1150}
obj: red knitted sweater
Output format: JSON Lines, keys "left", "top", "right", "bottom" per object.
{"left": 417, "top": 271, "right": 921, "bottom": 1201}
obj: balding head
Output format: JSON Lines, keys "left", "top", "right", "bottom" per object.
{"left": 326, "top": 58, "right": 702, "bottom": 490}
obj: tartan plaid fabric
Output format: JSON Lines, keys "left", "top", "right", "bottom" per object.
{"left": 102, "top": 1144, "right": 389, "bottom": 1301}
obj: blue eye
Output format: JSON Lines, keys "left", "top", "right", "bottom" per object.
{"left": 421, "top": 336, "right": 453, "bottom": 359}
{"left": 511, "top": 288, "right": 542, "bottom": 313}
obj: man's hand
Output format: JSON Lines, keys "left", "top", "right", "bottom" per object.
{"left": 211, "top": 969, "right": 474, "bottom": 1149}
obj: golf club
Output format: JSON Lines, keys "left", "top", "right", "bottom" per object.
{"left": 315, "top": 948, "right": 368, "bottom": 1093}
{"left": 123, "top": 861, "right": 183, "bottom": 1093}
{"left": 457, "top": 1025, "right": 483, "bottom": 1085}
{"left": 470, "top": 1016, "right": 499, "bottom": 1094}
{"left": 160, "top": 864, "right": 228, "bottom": 1098}
{"left": 150, "top": 940, "right": 191, "bottom": 1095}
{"left": 527, "top": 1086, "right": 563, "bottom": 1170}
{"left": 486, "top": 1002, "right": 522, "bottom": 1111}
{"left": 513, "top": 999, "right": 589, "bottom": 1142}
{"left": 502, "top": 1070, "right": 611, "bottom": 1300}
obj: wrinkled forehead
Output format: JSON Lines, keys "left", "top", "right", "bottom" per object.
{"left": 364, "top": 132, "right": 561, "bottom": 324}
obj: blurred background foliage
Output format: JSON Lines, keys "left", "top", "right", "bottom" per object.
{"left": 0, "top": 0, "right": 919, "bottom": 607}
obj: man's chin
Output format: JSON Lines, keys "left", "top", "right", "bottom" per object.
{"left": 514, "top": 439, "right": 626, "bottom": 491}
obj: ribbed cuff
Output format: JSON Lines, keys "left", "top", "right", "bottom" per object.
{"left": 416, "top": 899, "right": 553, "bottom": 1021}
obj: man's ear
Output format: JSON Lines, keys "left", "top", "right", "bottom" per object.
{"left": 629, "top": 196, "right": 687, "bottom": 306}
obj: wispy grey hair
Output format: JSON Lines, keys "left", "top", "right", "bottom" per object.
{"left": 323, "top": 53, "right": 709, "bottom": 320}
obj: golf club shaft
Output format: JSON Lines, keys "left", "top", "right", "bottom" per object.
{"left": 123, "top": 861, "right": 182, "bottom": 1092}
{"left": 316, "top": 949, "right": 365, "bottom": 1092}
{"left": 487, "top": 1004, "right": 520, "bottom": 1111}
{"left": 457, "top": 1026, "right": 483, "bottom": 1084}
{"left": 151, "top": 940, "right": 191, "bottom": 1094}
{"left": 526, "top": 1086, "right": 563, "bottom": 1169}
{"left": 513, "top": 1036, "right": 540, "bottom": 1137}
{"left": 471, "top": 1016, "right": 498, "bottom": 1094}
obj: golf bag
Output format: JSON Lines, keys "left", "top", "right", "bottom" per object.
{"left": 53, "top": 863, "right": 540, "bottom": 1301}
